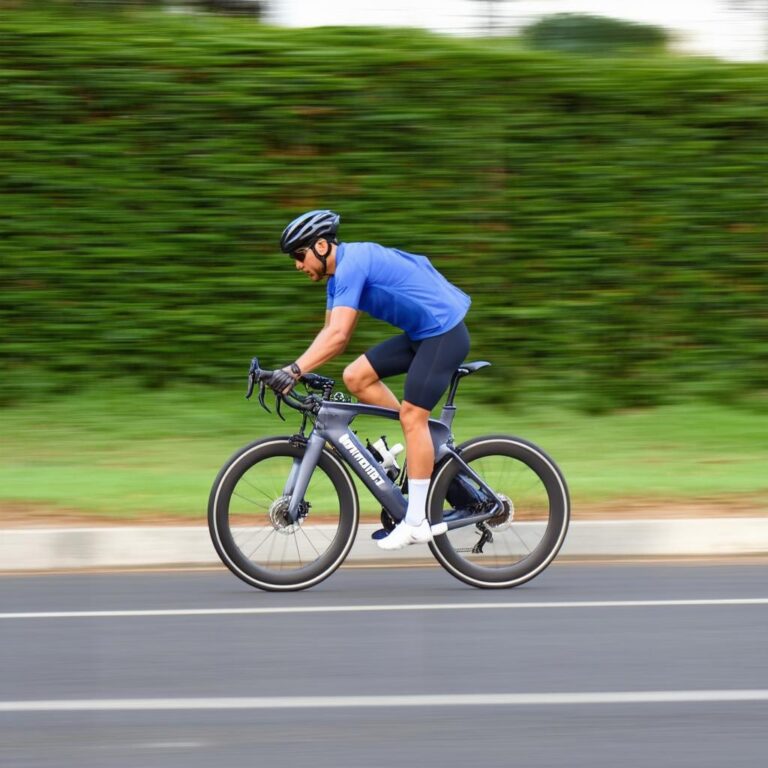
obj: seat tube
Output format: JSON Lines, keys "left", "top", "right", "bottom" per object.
{"left": 287, "top": 432, "right": 326, "bottom": 521}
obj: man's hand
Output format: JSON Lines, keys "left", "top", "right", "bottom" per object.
{"left": 268, "top": 367, "right": 298, "bottom": 395}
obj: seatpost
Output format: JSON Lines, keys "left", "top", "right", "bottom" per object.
{"left": 444, "top": 370, "right": 461, "bottom": 407}
{"left": 439, "top": 370, "right": 462, "bottom": 431}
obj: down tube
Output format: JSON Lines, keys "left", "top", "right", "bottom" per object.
{"left": 327, "top": 430, "right": 408, "bottom": 521}
{"left": 325, "top": 420, "right": 453, "bottom": 523}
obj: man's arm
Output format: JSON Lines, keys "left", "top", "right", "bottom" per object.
{"left": 294, "top": 306, "right": 359, "bottom": 375}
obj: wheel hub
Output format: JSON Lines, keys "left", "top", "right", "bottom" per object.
{"left": 268, "top": 496, "right": 308, "bottom": 535}
{"left": 487, "top": 493, "right": 514, "bottom": 531}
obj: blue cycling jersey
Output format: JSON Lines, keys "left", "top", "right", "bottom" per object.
{"left": 326, "top": 242, "right": 471, "bottom": 340}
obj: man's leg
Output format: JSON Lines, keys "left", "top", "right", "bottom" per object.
{"left": 376, "top": 400, "right": 434, "bottom": 550}
{"left": 398, "top": 401, "right": 433, "bottom": 483}
{"left": 343, "top": 355, "right": 401, "bottom": 410}
{"left": 345, "top": 346, "right": 435, "bottom": 487}
{"left": 345, "top": 357, "right": 435, "bottom": 517}
{"left": 378, "top": 322, "right": 470, "bottom": 550}
{"left": 399, "top": 400, "right": 434, "bottom": 529}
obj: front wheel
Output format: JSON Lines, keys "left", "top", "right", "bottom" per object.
{"left": 428, "top": 435, "right": 570, "bottom": 589}
{"left": 208, "top": 437, "right": 359, "bottom": 591}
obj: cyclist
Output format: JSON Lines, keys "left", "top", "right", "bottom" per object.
{"left": 270, "top": 209, "right": 471, "bottom": 550}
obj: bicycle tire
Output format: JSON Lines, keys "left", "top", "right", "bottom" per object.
{"left": 428, "top": 435, "right": 569, "bottom": 589}
{"left": 208, "top": 437, "right": 359, "bottom": 591}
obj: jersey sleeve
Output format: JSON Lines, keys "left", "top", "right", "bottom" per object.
{"left": 329, "top": 250, "right": 367, "bottom": 310}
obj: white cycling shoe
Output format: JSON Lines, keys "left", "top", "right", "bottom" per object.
{"left": 377, "top": 519, "right": 433, "bottom": 551}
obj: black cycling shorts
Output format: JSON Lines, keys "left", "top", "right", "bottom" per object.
{"left": 364, "top": 321, "right": 471, "bottom": 411}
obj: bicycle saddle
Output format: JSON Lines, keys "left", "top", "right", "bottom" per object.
{"left": 455, "top": 360, "right": 491, "bottom": 377}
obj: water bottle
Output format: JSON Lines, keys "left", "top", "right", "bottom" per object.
{"left": 372, "top": 436, "right": 403, "bottom": 481}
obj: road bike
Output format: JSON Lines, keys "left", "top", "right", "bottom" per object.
{"left": 208, "top": 358, "right": 570, "bottom": 591}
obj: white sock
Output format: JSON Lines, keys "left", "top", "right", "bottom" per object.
{"left": 405, "top": 479, "right": 430, "bottom": 526}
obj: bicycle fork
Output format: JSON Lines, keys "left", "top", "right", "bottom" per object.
{"left": 284, "top": 432, "right": 326, "bottom": 522}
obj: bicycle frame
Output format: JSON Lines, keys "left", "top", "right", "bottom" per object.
{"left": 283, "top": 400, "right": 502, "bottom": 527}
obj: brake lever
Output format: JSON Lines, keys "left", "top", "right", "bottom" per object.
{"left": 257, "top": 380, "right": 272, "bottom": 414}
{"left": 246, "top": 356, "right": 262, "bottom": 401}
{"left": 275, "top": 394, "right": 287, "bottom": 421}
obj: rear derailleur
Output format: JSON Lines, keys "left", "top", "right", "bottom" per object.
{"left": 472, "top": 522, "right": 494, "bottom": 554}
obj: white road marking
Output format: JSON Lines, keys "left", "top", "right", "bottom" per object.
{"left": 131, "top": 741, "right": 208, "bottom": 750}
{"left": 2, "top": 690, "right": 768, "bottom": 713}
{"left": 1, "top": 598, "right": 767, "bottom": 620}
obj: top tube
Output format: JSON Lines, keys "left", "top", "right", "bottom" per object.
{"left": 315, "top": 400, "right": 453, "bottom": 451}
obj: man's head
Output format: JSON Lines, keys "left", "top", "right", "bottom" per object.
{"left": 280, "top": 210, "right": 340, "bottom": 278}
{"left": 290, "top": 238, "right": 335, "bottom": 281}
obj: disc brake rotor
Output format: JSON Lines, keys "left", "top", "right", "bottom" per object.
{"left": 268, "top": 496, "right": 308, "bottom": 535}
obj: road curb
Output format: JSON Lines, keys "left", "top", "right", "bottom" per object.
{"left": 2, "top": 519, "right": 768, "bottom": 571}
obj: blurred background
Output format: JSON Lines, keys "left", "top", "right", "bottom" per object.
{"left": 1, "top": 0, "right": 766, "bottom": 524}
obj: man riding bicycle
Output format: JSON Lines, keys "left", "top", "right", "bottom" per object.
{"left": 269, "top": 209, "right": 471, "bottom": 550}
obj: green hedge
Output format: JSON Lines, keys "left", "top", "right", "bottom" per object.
{"left": 521, "top": 13, "right": 669, "bottom": 55}
{"left": 1, "top": 7, "right": 767, "bottom": 410}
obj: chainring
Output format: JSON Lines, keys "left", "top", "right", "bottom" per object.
{"left": 380, "top": 508, "right": 397, "bottom": 532}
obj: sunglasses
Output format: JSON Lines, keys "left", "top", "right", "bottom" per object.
{"left": 291, "top": 248, "right": 310, "bottom": 262}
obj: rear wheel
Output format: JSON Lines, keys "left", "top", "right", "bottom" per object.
{"left": 428, "top": 435, "right": 569, "bottom": 588}
{"left": 208, "top": 437, "right": 359, "bottom": 591}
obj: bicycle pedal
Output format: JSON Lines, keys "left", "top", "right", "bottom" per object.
{"left": 371, "top": 528, "right": 390, "bottom": 540}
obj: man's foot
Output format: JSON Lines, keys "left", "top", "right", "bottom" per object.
{"left": 377, "top": 519, "right": 432, "bottom": 550}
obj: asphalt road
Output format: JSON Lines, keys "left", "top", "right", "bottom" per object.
{"left": 1, "top": 562, "right": 767, "bottom": 768}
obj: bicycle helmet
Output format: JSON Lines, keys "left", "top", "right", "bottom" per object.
{"left": 280, "top": 210, "right": 341, "bottom": 254}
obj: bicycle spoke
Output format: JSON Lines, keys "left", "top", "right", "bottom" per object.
{"left": 232, "top": 491, "right": 268, "bottom": 509}
{"left": 233, "top": 523, "right": 271, "bottom": 552}
{"left": 240, "top": 478, "right": 277, "bottom": 505}
{"left": 301, "top": 523, "right": 333, "bottom": 546}
{"left": 266, "top": 528, "right": 280, "bottom": 567}
{"left": 298, "top": 526, "right": 322, "bottom": 557}
{"left": 293, "top": 532, "right": 303, "bottom": 567}
{"left": 244, "top": 527, "right": 278, "bottom": 560}
{"left": 508, "top": 523, "right": 533, "bottom": 554}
